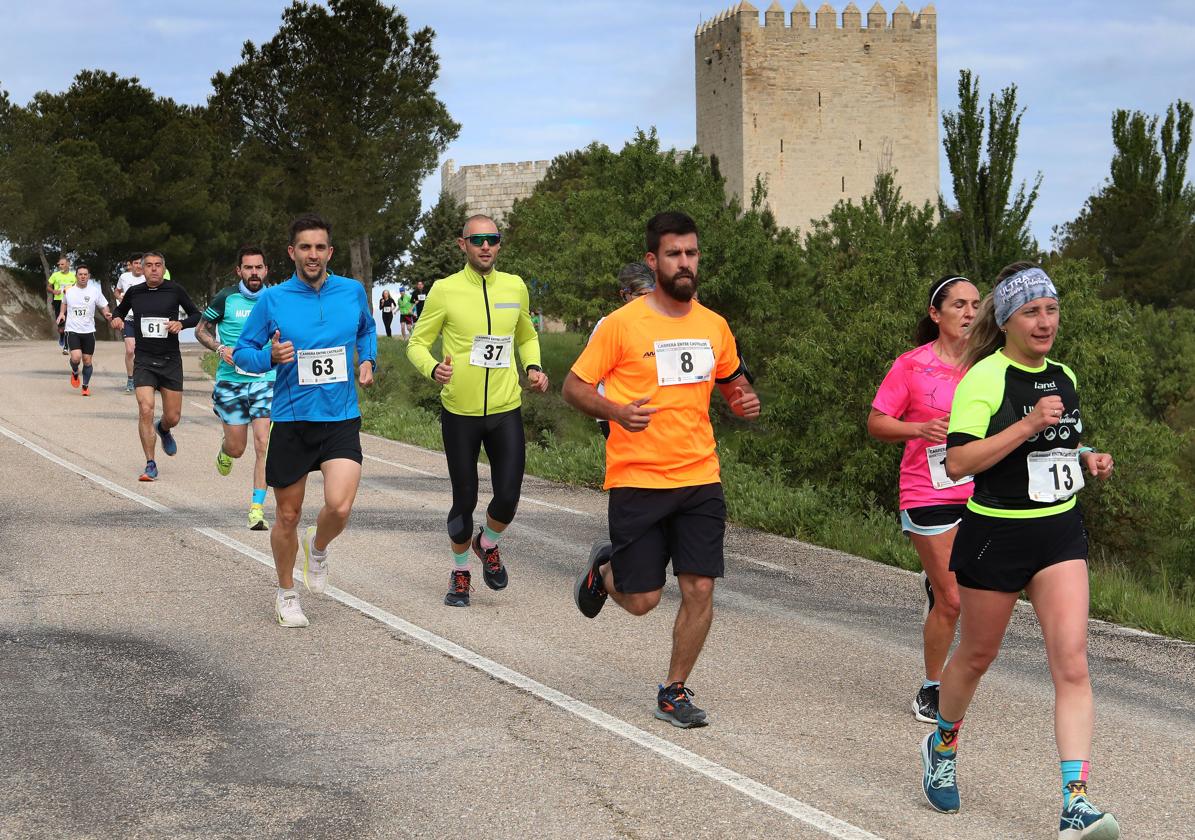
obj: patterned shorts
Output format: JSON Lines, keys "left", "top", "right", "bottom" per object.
{"left": 212, "top": 380, "right": 274, "bottom": 425}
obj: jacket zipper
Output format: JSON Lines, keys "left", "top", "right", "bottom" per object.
{"left": 481, "top": 272, "right": 491, "bottom": 416}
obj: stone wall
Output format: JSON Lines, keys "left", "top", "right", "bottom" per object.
{"left": 441, "top": 159, "right": 553, "bottom": 224}
{"left": 0, "top": 268, "right": 54, "bottom": 340}
{"left": 695, "top": 2, "right": 939, "bottom": 234}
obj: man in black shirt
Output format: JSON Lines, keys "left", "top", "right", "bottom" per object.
{"left": 111, "top": 251, "right": 201, "bottom": 481}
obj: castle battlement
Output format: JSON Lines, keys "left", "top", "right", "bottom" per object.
{"left": 441, "top": 158, "right": 553, "bottom": 224}
{"left": 695, "top": 2, "right": 936, "bottom": 36}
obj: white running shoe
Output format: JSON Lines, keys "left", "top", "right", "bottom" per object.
{"left": 275, "top": 590, "right": 309, "bottom": 628}
{"left": 301, "top": 525, "right": 329, "bottom": 595}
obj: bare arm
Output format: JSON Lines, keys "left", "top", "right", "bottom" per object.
{"left": 868, "top": 408, "right": 948, "bottom": 444}
{"left": 716, "top": 375, "right": 761, "bottom": 420}
{"left": 562, "top": 371, "right": 656, "bottom": 432}
{"left": 945, "top": 395, "right": 1061, "bottom": 480}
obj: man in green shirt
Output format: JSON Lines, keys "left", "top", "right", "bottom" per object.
{"left": 397, "top": 288, "right": 415, "bottom": 339}
{"left": 46, "top": 257, "right": 76, "bottom": 353}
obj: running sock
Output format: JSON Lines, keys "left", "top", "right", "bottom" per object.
{"left": 277, "top": 586, "right": 297, "bottom": 598}
{"left": 480, "top": 524, "right": 503, "bottom": 550}
{"left": 1061, "top": 760, "right": 1090, "bottom": 806}
{"left": 252, "top": 488, "right": 267, "bottom": 506}
{"left": 70, "top": 361, "right": 80, "bottom": 374}
{"left": 932, "top": 713, "right": 963, "bottom": 755}
{"left": 452, "top": 547, "right": 471, "bottom": 570}
{"left": 82, "top": 364, "right": 93, "bottom": 386}
{"left": 922, "top": 679, "right": 941, "bottom": 689}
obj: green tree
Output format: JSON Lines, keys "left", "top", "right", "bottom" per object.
{"left": 400, "top": 191, "right": 467, "bottom": 287}
{"left": 209, "top": 0, "right": 459, "bottom": 306}
{"left": 1055, "top": 100, "right": 1194, "bottom": 307}
{"left": 939, "top": 70, "right": 1040, "bottom": 280}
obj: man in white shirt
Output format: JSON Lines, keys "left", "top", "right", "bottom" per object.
{"left": 57, "top": 265, "right": 114, "bottom": 397}
{"left": 114, "top": 254, "right": 145, "bottom": 393}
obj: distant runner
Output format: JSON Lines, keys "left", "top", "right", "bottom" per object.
{"left": 114, "top": 254, "right": 146, "bottom": 393}
{"left": 234, "top": 213, "right": 377, "bottom": 628}
{"left": 397, "top": 288, "right": 415, "bottom": 339}
{"left": 57, "top": 265, "right": 114, "bottom": 397}
{"left": 565, "top": 211, "right": 760, "bottom": 729}
{"left": 110, "top": 252, "right": 201, "bottom": 481}
{"left": 378, "top": 289, "right": 397, "bottom": 338}
{"left": 195, "top": 246, "right": 276, "bottom": 531}
{"left": 589, "top": 261, "right": 655, "bottom": 439}
{"left": 46, "top": 257, "right": 75, "bottom": 354}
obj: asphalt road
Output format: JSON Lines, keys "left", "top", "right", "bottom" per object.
{"left": 2, "top": 339, "right": 1193, "bottom": 840}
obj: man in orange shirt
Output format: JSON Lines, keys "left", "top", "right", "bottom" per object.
{"left": 562, "top": 211, "right": 761, "bottom": 728}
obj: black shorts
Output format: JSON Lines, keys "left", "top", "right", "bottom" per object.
{"left": 900, "top": 503, "right": 967, "bottom": 536}
{"left": 65, "top": 332, "right": 96, "bottom": 355}
{"left": 607, "top": 483, "right": 726, "bottom": 594}
{"left": 133, "top": 353, "right": 184, "bottom": 391}
{"left": 266, "top": 417, "right": 363, "bottom": 489}
{"left": 122, "top": 319, "right": 136, "bottom": 339}
{"left": 400, "top": 314, "right": 414, "bottom": 325}
{"left": 949, "top": 506, "right": 1088, "bottom": 593}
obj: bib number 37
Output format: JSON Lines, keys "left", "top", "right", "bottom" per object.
{"left": 1027, "top": 448, "right": 1085, "bottom": 503}
{"left": 297, "top": 346, "right": 348, "bottom": 385}
{"left": 470, "top": 334, "right": 512, "bottom": 369}
{"left": 655, "top": 339, "right": 715, "bottom": 386}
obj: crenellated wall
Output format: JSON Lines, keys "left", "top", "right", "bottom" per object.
{"left": 695, "top": 1, "right": 939, "bottom": 232}
{"left": 441, "top": 158, "right": 553, "bottom": 224}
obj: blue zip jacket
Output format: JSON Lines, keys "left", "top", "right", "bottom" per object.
{"left": 233, "top": 273, "right": 377, "bottom": 422}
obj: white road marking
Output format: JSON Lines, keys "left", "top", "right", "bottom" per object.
{"left": 0, "top": 417, "right": 884, "bottom": 840}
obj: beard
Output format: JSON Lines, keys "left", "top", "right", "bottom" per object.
{"left": 658, "top": 269, "right": 698, "bottom": 303}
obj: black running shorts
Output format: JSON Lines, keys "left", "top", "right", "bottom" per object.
{"left": 266, "top": 417, "right": 363, "bottom": 489}
{"left": 133, "top": 353, "right": 184, "bottom": 391}
{"left": 607, "top": 483, "right": 726, "bottom": 594}
{"left": 949, "top": 506, "right": 1088, "bottom": 593}
{"left": 65, "top": 332, "right": 96, "bottom": 355}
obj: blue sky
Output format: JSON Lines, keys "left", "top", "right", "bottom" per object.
{"left": 2, "top": 1, "right": 1193, "bottom": 247}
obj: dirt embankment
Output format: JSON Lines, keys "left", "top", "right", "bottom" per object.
{"left": 0, "top": 268, "right": 54, "bottom": 340}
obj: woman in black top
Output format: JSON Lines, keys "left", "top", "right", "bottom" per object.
{"left": 379, "top": 289, "right": 397, "bottom": 337}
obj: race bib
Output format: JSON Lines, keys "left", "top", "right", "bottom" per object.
{"left": 70, "top": 307, "right": 88, "bottom": 318}
{"left": 926, "top": 444, "right": 973, "bottom": 490}
{"left": 655, "top": 339, "right": 715, "bottom": 387}
{"left": 234, "top": 364, "right": 264, "bottom": 378}
{"left": 470, "top": 334, "right": 512, "bottom": 368}
{"left": 297, "top": 346, "right": 348, "bottom": 385}
{"left": 140, "top": 317, "right": 169, "bottom": 338}
{"left": 1027, "top": 448, "right": 1085, "bottom": 503}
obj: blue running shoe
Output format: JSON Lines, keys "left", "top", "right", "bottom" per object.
{"left": 139, "top": 460, "right": 158, "bottom": 482}
{"left": 921, "top": 731, "right": 960, "bottom": 813}
{"left": 156, "top": 421, "right": 177, "bottom": 456}
{"left": 654, "top": 682, "right": 708, "bottom": 728}
{"left": 1059, "top": 784, "right": 1119, "bottom": 839}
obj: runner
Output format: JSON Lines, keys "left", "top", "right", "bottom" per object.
{"left": 56, "top": 265, "right": 114, "bottom": 397}
{"left": 114, "top": 254, "right": 146, "bottom": 393}
{"left": 565, "top": 211, "right": 761, "bottom": 728}
{"left": 397, "top": 288, "right": 415, "bottom": 339}
{"left": 919, "top": 263, "right": 1119, "bottom": 840}
{"left": 590, "top": 261, "right": 656, "bottom": 439}
{"left": 110, "top": 252, "right": 201, "bottom": 482}
{"left": 378, "top": 289, "right": 397, "bottom": 337}
{"left": 412, "top": 280, "right": 428, "bottom": 320}
{"left": 195, "top": 246, "right": 276, "bottom": 531}
{"left": 406, "top": 214, "right": 547, "bottom": 608}
{"left": 867, "top": 275, "right": 980, "bottom": 723}
{"left": 233, "top": 213, "right": 377, "bottom": 628}
{"left": 46, "top": 257, "right": 75, "bottom": 354}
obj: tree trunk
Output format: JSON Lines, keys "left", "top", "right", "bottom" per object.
{"left": 38, "top": 243, "right": 54, "bottom": 329}
{"left": 348, "top": 233, "right": 374, "bottom": 312}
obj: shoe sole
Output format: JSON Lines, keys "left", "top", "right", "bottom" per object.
{"left": 574, "top": 541, "right": 611, "bottom": 618}
{"left": 920, "top": 733, "right": 960, "bottom": 814}
{"left": 302, "top": 526, "right": 328, "bottom": 595}
{"left": 482, "top": 568, "right": 508, "bottom": 591}
{"left": 1059, "top": 813, "right": 1119, "bottom": 840}
{"left": 249, "top": 521, "right": 269, "bottom": 531}
{"left": 139, "top": 475, "right": 155, "bottom": 482}
{"left": 912, "top": 696, "right": 937, "bottom": 724}
{"left": 653, "top": 708, "right": 708, "bottom": 729}
{"left": 921, "top": 571, "right": 934, "bottom": 621}
{"left": 443, "top": 596, "right": 470, "bottom": 607}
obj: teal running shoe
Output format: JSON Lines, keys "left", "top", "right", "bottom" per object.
{"left": 1059, "top": 784, "right": 1119, "bottom": 839}
{"left": 156, "top": 421, "right": 177, "bottom": 456}
{"left": 921, "top": 731, "right": 960, "bottom": 813}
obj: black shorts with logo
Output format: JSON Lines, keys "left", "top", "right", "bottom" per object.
{"left": 607, "top": 482, "right": 726, "bottom": 594}
{"left": 949, "top": 505, "right": 1088, "bottom": 593}
{"left": 65, "top": 332, "right": 96, "bottom": 355}
{"left": 266, "top": 417, "right": 363, "bottom": 489}
{"left": 133, "top": 353, "right": 184, "bottom": 391}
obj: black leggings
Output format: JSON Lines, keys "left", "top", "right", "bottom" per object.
{"left": 381, "top": 312, "right": 393, "bottom": 337}
{"left": 441, "top": 407, "right": 526, "bottom": 544}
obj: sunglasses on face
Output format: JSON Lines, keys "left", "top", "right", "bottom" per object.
{"left": 466, "top": 234, "right": 501, "bottom": 247}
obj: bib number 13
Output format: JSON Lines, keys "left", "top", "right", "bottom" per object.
{"left": 1027, "top": 448, "right": 1085, "bottom": 503}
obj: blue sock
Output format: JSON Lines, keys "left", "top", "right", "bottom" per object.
{"left": 932, "top": 713, "right": 962, "bottom": 755}
{"left": 1061, "top": 760, "right": 1089, "bottom": 807}
{"left": 452, "top": 547, "right": 471, "bottom": 570}
{"left": 481, "top": 524, "right": 503, "bottom": 548}
{"left": 70, "top": 361, "right": 80, "bottom": 374}
{"left": 922, "top": 679, "right": 941, "bottom": 689}
{"left": 82, "top": 364, "right": 93, "bottom": 386}
{"left": 252, "top": 488, "right": 267, "bottom": 506}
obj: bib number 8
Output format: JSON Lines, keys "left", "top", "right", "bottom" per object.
{"left": 680, "top": 351, "right": 694, "bottom": 374}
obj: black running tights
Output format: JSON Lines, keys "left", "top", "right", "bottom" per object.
{"left": 441, "top": 407, "right": 526, "bottom": 545}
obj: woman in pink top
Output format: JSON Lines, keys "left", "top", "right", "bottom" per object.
{"left": 868, "top": 275, "right": 980, "bottom": 725}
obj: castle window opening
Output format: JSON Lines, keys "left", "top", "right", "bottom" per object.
{"left": 859, "top": 139, "right": 863, "bottom": 151}
{"left": 780, "top": 139, "right": 783, "bottom": 153}
{"left": 841, "top": 176, "right": 845, "bottom": 193}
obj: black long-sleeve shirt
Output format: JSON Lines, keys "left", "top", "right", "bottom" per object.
{"left": 113, "top": 280, "right": 201, "bottom": 357}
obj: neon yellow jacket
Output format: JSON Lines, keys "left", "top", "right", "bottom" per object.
{"left": 48, "top": 271, "right": 76, "bottom": 300}
{"left": 407, "top": 264, "right": 542, "bottom": 417}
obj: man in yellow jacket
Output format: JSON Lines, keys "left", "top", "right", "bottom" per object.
{"left": 407, "top": 214, "right": 548, "bottom": 607}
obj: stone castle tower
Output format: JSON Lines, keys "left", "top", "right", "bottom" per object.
{"left": 695, "top": 2, "right": 939, "bottom": 232}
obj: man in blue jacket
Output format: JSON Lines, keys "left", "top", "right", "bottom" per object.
{"left": 234, "top": 213, "right": 377, "bottom": 628}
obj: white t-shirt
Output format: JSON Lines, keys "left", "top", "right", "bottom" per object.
{"left": 62, "top": 284, "right": 108, "bottom": 334}
{"left": 117, "top": 272, "right": 145, "bottom": 313}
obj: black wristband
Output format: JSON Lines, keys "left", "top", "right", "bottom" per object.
{"left": 526, "top": 364, "right": 542, "bottom": 373}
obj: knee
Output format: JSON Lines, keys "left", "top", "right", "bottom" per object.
{"left": 959, "top": 645, "right": 1000, "bottom": 677}
{"left": 1052, "top": 648, "right": 1090, "bottom": 687}
{"left": 275, "top": 505, "right": 302, "bottom": 530}
{"left": 161, "top": 409, "right": 181, "bottom": 427}
{"left": 224, "top": 439, "right": 247, "bottom": 458}
{"left": 679, "top": 575, "right": 716, "bottom": 606}
{"left": 137, "top": 402, "right": 154, "bottom": 420}
{"left": 487, "top": 498, "right": 518, "bottom": 527}
{"left": 622, "top": 591, "right": 662, "bottom": 616}
{"left": 933, "top": 591, "right": 962, "bottom": 623}
{"left": 326, "top": 498, "right": 353, "bottom": 523}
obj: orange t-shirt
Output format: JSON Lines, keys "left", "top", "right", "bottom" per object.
{"left": 571, "top": 296, "right": 740, "bottom": 490}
